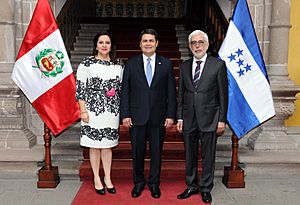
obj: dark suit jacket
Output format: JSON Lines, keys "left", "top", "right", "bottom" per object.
{"left": 177, "top": 55, "right": 228, "bottom": 132}
{"left": 121, "top": 54, "right": 177, "bottom": 126}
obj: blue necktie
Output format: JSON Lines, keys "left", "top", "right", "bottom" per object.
{"left": 146, "top": 58, "right": 152, "bottom": 86}
{"left": 193, "top": 60, "right": 202, "bottom": 86}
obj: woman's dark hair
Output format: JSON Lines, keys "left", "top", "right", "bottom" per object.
{"left": 139, "top": 28, "right": 159, "bottom": 42}
{"left": 92, "top": 31, "right": 117, "bottom": 63}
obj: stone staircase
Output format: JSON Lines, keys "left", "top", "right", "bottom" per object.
{"left": 49, "top": 20, "right": 233, "bottom": 180}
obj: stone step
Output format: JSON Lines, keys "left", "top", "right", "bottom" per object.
{"left": 77, "top": 29, "right": 177, "bottom": 37}
{"left": 73, "top": 40, "right": 180, "bottom": 47}
{"left": 109, "top": 25, "right": 177, "bottom": 32}
{"left": 79, "top": 24, "right": 109, "bottom": 30}
{"left": 0, "top": 162, "right": 39, "bottom": 179}
{"left": 176, "top": 31, "right": 191, "bottom": 38}
{"left": 37, "top": 160, "right": 81, "bottom": 180}
{"left": 175, "top": 25, "right": 186, "bottom": 30}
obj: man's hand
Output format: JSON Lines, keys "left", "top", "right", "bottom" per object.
{"left": 122, "top": 118, "right": 133, "bottom": 128}
{"left": 164, "top": 118, "right": 174, "bottom": 128}
{"left": 216, "top": 122, "right": 226, "bottom": 136}
{"left": 177, "top": 121, "right": 183, "bottom": 133}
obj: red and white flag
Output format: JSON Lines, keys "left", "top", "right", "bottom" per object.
{"left": 11, "top": 0, "right": 80, "bottom": 135}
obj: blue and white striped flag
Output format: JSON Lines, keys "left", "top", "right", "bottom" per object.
{"left": 218, "top": 0, "right": 275, "bottom": 138}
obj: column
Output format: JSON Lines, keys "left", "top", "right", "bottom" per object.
{"left": 0, "top": 0, "right": 37, "bottom": 154}
{"left": 248, "top": 0, "right": 300, "bottom": 151}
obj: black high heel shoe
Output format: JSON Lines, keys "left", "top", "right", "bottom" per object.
{"left": 106, "top": 186, "right": 116, "bottom": 194}
{"left": 95, "top": 187, "right": 105, "bottom": 195}
{"left": 93, "top": 181, "right": 105, "bottom": 195}
{"left": 104, "top": 178, "right": 116, "bottom": 194}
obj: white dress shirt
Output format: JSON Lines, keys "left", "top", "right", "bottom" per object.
{"left": 143, "top": 53, "right": 156, "bottom": 77}
{"left": 192, "top": 53, "right": 207, "bottom": 79}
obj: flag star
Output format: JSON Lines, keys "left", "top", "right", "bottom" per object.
{"left": 227, "top": 53, "right": 236, "bottom": 62}
{"left": 236, "top": 58, "right": 244, "bottom": 67}
{"left": 237, "top": 68, "right": 245, "bottom": 77}
{"left": 244, "top": 64, "right": 252, "bottom": 72}
{"left": 235, "top": 48, "right": 243, "bottom": 57}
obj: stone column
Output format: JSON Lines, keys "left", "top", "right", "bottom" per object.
{"left": 248, "top": 0, "right": 300, "bottom": 151}
{"left": 0, "top": 0, "right": 37, "bottom": 153}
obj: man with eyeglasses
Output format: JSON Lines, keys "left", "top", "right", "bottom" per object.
{"left": 176, "top": 30, "right": 228, "bottom": 204}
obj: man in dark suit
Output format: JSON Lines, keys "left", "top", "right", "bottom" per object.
{"left": 176, "top": 30, "right": 228, "bottom": 204}
{"left": 120, "top": 29, "right": 177, "bottom": 199}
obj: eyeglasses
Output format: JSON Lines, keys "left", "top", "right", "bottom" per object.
{"left": 190, "top": 40, "right": 205, "bottom": 46}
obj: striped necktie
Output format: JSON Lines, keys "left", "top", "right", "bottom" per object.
{"left": 193, "top": 60, "right": 202, "bottom": 86}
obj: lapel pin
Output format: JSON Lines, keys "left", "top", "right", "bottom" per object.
{"left": 158, "top": 62, "right": 162, "bottom": 65}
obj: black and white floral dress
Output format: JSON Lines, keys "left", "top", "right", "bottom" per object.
{"left": 76, "top": 56, "right": 123, "bottom": 148}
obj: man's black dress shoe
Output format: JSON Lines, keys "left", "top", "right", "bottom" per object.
{"left": 201, "top": 192, "right": 212, "bottom": 203}
{"left": 149, "top": 186, "right": 161, "bottom": 199}
{"left": 131, "top": 184, "right": 145, "bottom": 198}
{"left": 177, "top": 188, "right": 199, "bottom": 199}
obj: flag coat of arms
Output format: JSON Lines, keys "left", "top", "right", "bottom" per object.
{"left": 218, "top": 0, "right": 275, "bottom": 138}
{"left": 11, "top": 0, "right": 80, "bottom": 135}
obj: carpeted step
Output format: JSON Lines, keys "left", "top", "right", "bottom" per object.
{"left": 79, "top": 160, "right": 199, "bottom": 181}
{"left": 79, "top": 155, "right": 230, "bottom": 181}
{"left": 113, "top": 142, "right": 186, "bottom": 160}
{"left": 119, "top": 125, "right": 181, "bottom": 142}
{"left": 61, "top": 124, "right": 181, "bottom": 140}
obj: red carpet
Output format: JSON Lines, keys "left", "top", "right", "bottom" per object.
{"left": 72, "top": 180, "right": 211, "bottom": 205}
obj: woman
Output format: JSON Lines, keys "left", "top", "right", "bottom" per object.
{"left": 76, "top": 32, "right": 123, "bottom": 195}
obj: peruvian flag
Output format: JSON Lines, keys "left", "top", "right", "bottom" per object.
{"left": 11, "top": 0, "right": 80, "bottom": 135}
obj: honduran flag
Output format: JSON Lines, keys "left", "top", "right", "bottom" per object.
{"left": 218, "top": 0, "right": 275, "bottom": 138}
{"left": 11, "top": 0, "right": 80, "bottom": 135}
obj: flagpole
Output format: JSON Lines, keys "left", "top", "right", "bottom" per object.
{"left": 222, "top": 134, "right": 245, "bottom": 188}
{"left": 37, "top": 123, "right": 60, "bottom": 188}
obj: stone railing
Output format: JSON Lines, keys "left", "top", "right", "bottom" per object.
{"left": 95, "top": 0, "right": 187, "bottom": 18}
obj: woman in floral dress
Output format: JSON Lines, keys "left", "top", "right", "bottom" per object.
{"left": 76, "top": 32, "right": 123, "bottom": 195}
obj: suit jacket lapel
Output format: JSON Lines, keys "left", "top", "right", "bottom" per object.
{"left": 150, "top": 55, "right": 162, "bottom": 87}
{"left": 137, "top": 55, "right": 149, "bottom": 87}
{"left": 183, "top": 59, "right": 194, "bottom": 90}
{"left": 197, "top": 55, "right": 211, "bottom": 89}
